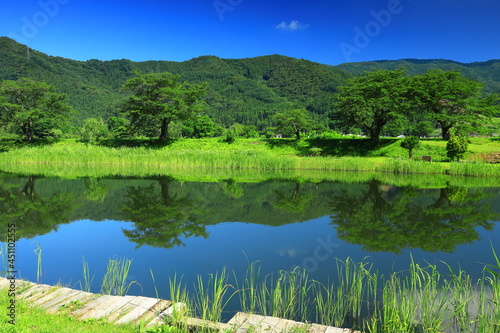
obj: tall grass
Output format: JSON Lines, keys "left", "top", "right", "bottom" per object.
{"left": 80, "top": 256, "right": 94, "bottom": 292}
{"left": 2, "top": 141, "right": 500, "bottom": 177}
{"left": 160, "top": 256, "right": 500, "bottom": 333}
{"left": 100, "top": 256, "right": 137, "bottom": 296}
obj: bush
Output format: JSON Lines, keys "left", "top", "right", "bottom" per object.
{"left": 400, "top": 136, "right": 420, "bottom": 158}
{"left": 446, "top": 135, "right": 469, "bottom": 161}
{"left": 221, "top": 129, "right": 236, "bottom": 144}
{"left": 81, "top": 118, "right": 109, "bottom": 144}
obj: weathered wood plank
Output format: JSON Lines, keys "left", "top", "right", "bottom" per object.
{"left": 45, "top": 291, "right": 98, "bottom": 313}
{"left": 134, "top": 299, "right": 171, "bottom": 325}
{"left": 72, "top": 295, "right": 136, "bottom": 320}
{"left": 19, "top": 284, "right": 54, "bottom": 300}
{"left": 32, "top": 287, "right": 77, "bottom": 306}
{"left": 308, "top": 323, "right": 329, "bottom": 333}
{"left": 114, "top": 297, "right": 160, "bottom": 324}
{"left": 227, "top": 311, "right": 250, "bottom": 327}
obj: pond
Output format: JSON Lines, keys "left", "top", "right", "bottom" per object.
{"left": 2, "top": 172, "right": 500, "bottom": 320}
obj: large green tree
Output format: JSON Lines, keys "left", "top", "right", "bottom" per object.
{"left": 412, "top": 70, "right": 499, "bottom": 140}
{"left": 332, "top": 69, "right": 412, "bottom": 141}
{"left": 0, "top": 78, "right": 73, "bottom": 142}
{"left": 273, "top": 108, "right": 312, "bottom": 140}
{"left": 121, "top": 72, "right": 206, "bottom": 140}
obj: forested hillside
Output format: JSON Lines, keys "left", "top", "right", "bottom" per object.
{"left": 1, "top": 37, "right": 500, "bottom": 132}
{"left": 336, "top": 58, "right": 500, "bottom": 94}
{"left": 0, "top": 37, "right": 350, "bottom": 130}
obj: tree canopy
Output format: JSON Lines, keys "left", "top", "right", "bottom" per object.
{"left": 412, "top": 69, "right": 499, "bottom": 140}
{"left": 332, "top": 69, "right": 412, "bottom": 141}
{"left": 0, "top": 78, "right": 73, "bottom": 142}
{"left": 121, "top": 72, "right": 206, "bottom": 140}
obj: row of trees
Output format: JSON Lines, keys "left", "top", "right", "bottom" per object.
{"left": 333, "top": 69, "right": 499, "bottom": 141}
{"left": 1, "top": 69, "right": 498, "bottom": 143}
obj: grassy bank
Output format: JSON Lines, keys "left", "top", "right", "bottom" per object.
{"left": 0, "top": 292, "right": 169, "bottom": 333}
{"left": 0, "top": 137, "right": 499, "bottom": 178}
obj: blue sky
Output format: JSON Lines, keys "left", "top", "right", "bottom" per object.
{"left": 1, "top": 0, "right": 499, "bottom": 65}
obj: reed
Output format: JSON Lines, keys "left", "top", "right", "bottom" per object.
{"left": 81, "top": 256, "right": 94, "bottom": 292}
{"left": 33, "top": 241, "right": 43, "bottom": 283}
{"left": 100, "top": 256, "right": 137, "bottom": 296}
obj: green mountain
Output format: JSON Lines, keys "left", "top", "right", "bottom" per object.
{"left": 336, "top": 58, "right": 500, "bottom": 94}
{"left": 0, "top": 37, "right": 351, "bottom": 129}
{"left": 1, "top": 36, "right": 500, "bottom": 131}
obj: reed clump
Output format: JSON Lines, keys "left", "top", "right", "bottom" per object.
{"left": 163, "top": 257, "right": 500, "bottom": 333}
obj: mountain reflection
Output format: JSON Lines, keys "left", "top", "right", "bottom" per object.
{"left": 0, "top": 173, "right": 498, "bottom": 253}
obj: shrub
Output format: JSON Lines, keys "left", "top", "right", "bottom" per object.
{"left": 400, "top": 136, "right": 420, "bottom": 158}
{"left": 446, "top": 135, "right": 469, "bottom": 161}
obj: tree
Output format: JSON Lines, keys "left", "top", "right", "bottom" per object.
{"left": 332, "top": 69, "right": 412, "bottom": 141}
{"left": 400, "top": 136, "right": 420, "bottom": 159}
{"left": 121, "top": 73, "right": 206, "bottom": 140}
{"left": 273, "top": 108, "right": 312, "bottom": 140}
{"left": 446, "top": 135, "right": 469, "bottom": 161}
{"left": 81, "top": 117, "right": 109, "bottom": 144}
{"left": 0, "top": 78, "right": 73, "bottom": 142}
{"left": 412, "top": 70, "right": 499, "bottom": 140}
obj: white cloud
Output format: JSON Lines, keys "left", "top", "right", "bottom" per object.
{"left": 276, "top": 20, "right": 309, "bottom": 31}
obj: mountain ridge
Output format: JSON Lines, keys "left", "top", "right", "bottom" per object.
{"left": 1, "top": 36, "right": 499, "bottom": 130}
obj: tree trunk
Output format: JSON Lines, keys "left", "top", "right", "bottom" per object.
{"left": 295, "top": 129, "right": 301, "bottom": 140}
{"left": 159, "top": 118, "right": 169, "bottom": 140}
{"left": 440, "top": 123, "right": 453, "bottom": 141}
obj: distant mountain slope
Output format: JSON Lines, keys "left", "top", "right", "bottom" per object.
{"left": 336, "top": 58, "right": 500, "bottom": 94}
{"left": 0, "top": 37, "right": 351, "bottom": 129}
{"left": 1, "top": 36, "right": 499, "bottom": 131}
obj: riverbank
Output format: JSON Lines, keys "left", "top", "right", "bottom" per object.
{"left": 0, "top": 137, "right": 499, "bottom": 178}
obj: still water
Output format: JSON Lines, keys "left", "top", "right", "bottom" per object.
{"left": 2, "top": 172, "right": 500, "bottom": 308}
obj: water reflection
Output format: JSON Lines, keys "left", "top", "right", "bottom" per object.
{"left": 0, "top": 173, "right": 498, "bottom": 253}
{"left": 121, "top": 177, "right": 208, "bottom": 248}
{"left": 0, "top": 175, "right": 78, "bottom": 239}
{"left": 330, "top": 180, "right": 497, "bottom": 253}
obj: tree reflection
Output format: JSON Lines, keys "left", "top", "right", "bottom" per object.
{"left": 330, "top": 180, "right": 497, "bottom": 253}
{"left": 273, "top": 182, "right": 314, "bottom": 213}
{"left": 121, "top": 177, "right": 208, "bottom": 248}
{"left": 0, "top": 176, "right": 78, "bottom": 239}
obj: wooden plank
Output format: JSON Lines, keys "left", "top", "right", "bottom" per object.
{"left": 114, "top": 297, "right": 160, "bottom": 324}
{"left": 32, "top": 287, "right": 76, "bottom": 306}
{"left": 133, "top": 299, "right": 171, "bottom": 325}
{"left": 72, "top": 295, "right": 135, "bottom": 320}
{"left": 0, "top": 278, "right": 12, "bottom": 288}
{"left": 255, "top": 316, "right": 282, "bottom": 333}
{"left": 227, "top": 311, "right": 250, "bottom": 327}
{"left": 275, "top": 318, "right": 305, "bottom": 333}
{"left": 308, "top": 323, "right": 328, "bottom": 333}
{"left": 186, "top": 317, "right": 232, "bottom": 331}
{"left": 19, "top": 284, "right": 54, "bottom": 300}
{"left": 45, "top": 291, "right": 97, "bottom": 313}
{"left": 39, "top": 289, "right": 85, "bottom": 309}
{"left": 243, "top": 314, "right": 266, "bottom": 330}
{"left": 325, "top": 327, "right": 354, "bottom": 333}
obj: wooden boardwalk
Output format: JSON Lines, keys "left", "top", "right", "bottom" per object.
{"left": 1, "top": 278, "right": 360, "bottom": 332}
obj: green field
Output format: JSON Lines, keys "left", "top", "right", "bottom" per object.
{"left": 0, "top": 137, "right": 499, "bottom": 179}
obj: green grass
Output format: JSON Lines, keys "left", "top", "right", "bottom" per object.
{"left": 0, "top": 291, "right": 160, "bottom": 333}
{"left": 1, "top": 137, "right": 499, "bottom": 178}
